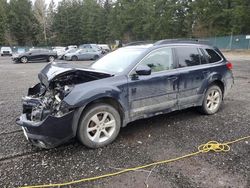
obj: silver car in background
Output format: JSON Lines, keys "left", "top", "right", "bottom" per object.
{"left": 64, "top": 48, "right": 102, "bottom": 61}
{"left": 58, "top": 48, "right": 78, "bottom": 59}
{"left": 1, "top": 46, "right": 12, "bottom": 56}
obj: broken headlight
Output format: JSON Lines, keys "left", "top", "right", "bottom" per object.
{"left": 55, "top": 101, "right": 71, "bottom": 117}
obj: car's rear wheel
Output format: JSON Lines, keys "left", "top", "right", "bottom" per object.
{"left": 200, "top": 85, "right": 222, "bottom": 115}
{"left": 77, "top": 103, "right": 121, "bottom": 148}
{"left": 20, "top": 56, "right": 28, "bottom": 63}
{"left": 72, "top": 56, "right": 78, "bottom": 61}
{"left": 48, "top": 56, "right": 55, "bottom": 62}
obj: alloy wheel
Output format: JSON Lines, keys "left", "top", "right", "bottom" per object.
{"left": 206, "top": 89, "right": 221, "bottom": 112}
{"left": 21, "top": 57, "right": 28, "bottom": 63}
{"left": 86, "top": 112, "right": 116, "bottom": 143}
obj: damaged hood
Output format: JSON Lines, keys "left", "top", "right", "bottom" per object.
{"left": 38, "top": 62, "right": 112, "bottom": 87}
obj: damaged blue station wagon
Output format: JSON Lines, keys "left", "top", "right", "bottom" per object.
{"left": 16, "top": 40, "right": 234, "bottom": 148}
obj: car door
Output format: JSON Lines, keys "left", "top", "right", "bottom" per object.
{"left": 77, "top": 49, "right": 87, "bottom": 60}
{"left": 28, "top": 50, "right": 40, "bottom": 61}
{"left": 87, "top": 49, "right": 96, "bottom": 59}
{"left": 128, "top": 47, "right": 179, "bottom": 119}
{"left": 40, "top": 50, "right": 49, "bottom": 60}
{"left": 175, "top": 46, "right": 209, "bottom": 109}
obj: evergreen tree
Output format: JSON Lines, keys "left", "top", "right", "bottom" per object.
{"left": 8, "top": 0, "right": 40, "bottom": 45}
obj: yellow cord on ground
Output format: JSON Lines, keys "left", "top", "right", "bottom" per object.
{"left": 20, "top": 135, "right": 250, "bottom": 188}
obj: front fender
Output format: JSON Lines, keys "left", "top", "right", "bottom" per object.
{"left": 66, "top": 86, "right": 128, "bottom": 135}
{"left": 65, "top": 85, "right": 123, "bottom": 107}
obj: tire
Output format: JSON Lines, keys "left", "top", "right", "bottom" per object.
{"left": 200, "top": 85, "right": 223, "bottom": 115}
{"left": 48, "top": 56, "right": 55, "bottom": 62}
{"left": 93, "top": 55, "right": 99, "bottom": 60}
{"left": 77, "top": 103, "right": 121, "bottom": 148}
{"left": 72, "top": 56, "right": 78, "bottom": 61}
{"left": 20, "top": 56, "right": 28, "bottom": 63}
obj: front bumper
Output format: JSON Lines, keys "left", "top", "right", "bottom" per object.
{"left": 64, "top": 56, "right": 72, "bottom": 60}
{"left": 1, "top": 52, "right": 12, "bottom": 56}
{"left": 16, "top": 110, "right": 75, "bottom": 148}
{"left": 12, "top": 57, "right": 20, "bottom": 62}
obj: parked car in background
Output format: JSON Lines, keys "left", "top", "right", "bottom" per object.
{"left": 1, "top": 47, "right": 12, "bottom": 56}
{"left": 52, "top": 46, "right": 65, "bottom": 57}
{"left": 66, "top": 45, "right": 77, "bottom": 50}
{"left": 58, "top": 48, "right": 78, "bottom": 60}
{"left": 64, "top": 48, "right": 102, "bottom": 61}
{"left": 98, "top": 44, "right": 111, "bottom": 53}
{"left": 12, "top": 49, "right": 57, "bottom": 63}
{"left": 16, "top": 40, "right": 234, "bottom": 149}
{"left": 79, "top": 44, "right": 100, "bottom": 50}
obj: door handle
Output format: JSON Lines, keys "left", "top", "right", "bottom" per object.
{"left": 168, "top": 76, "right": 178, "bottom": 81}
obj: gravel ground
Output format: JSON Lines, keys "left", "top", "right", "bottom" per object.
{"left": 0, "top": 55, "right": 249, "bottom": 188}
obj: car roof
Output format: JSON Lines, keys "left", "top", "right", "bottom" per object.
{"left": 153, "top": 39, "right": 213, "bottom": 48}
{"left": 122, "top": 44, "right": 153, "bottom": 50}
{"left": 155, "top": 43, "right": 212, "bottom": 48}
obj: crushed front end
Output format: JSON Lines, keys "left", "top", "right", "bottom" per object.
{"left": 16, "top": 62, "right": 112, "bottom": 148}
{"left": 16, "top": 82, "right": 76, "bottom": 148}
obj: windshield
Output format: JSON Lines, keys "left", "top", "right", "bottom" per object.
{"left": 75, "top": 49, "right": 83, "bottom": 53}
{"left": 91, "top": 48, "right": 144, "bottom": 73}
{"left": 1, "top": 47, "right": 11, "bottom": 50}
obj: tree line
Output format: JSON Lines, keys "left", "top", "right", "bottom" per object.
{"left": 0, "top": 0, "right": 249, "bottom": 46}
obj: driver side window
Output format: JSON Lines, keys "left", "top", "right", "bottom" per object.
{"left": 140, "top": 48, "right": 174, "bottom": 72}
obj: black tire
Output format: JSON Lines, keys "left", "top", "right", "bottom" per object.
{"left": 93, "top": 55, "right": 99, "bottom": 60}
{"left": 200, "top": 85, "right": 223, "bottom": 115}
{"left": 77, "top": 103, "right": 121, "bottom": 148}
{"left": 72, "top": 56, "right": 78, "bottom": 61}
{"left": 48, "top": 56, "right": 55, "bottom": 62}
{"left": 20, "top": 56, "right": 28, "bottom": 63}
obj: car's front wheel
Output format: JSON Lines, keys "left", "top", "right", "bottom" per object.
{"left": 20, "top": 56, "right": 28, "bottom": 63}
{"left": 77, "top": 103, "right": 121, "bottom": 148}
{"left": 200, "top": 85, "right": 223, "bottom": 115}
{"left": 72, "top": 56, "right": 78, "bottom": 61}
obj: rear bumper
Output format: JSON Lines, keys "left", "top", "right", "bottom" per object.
{"left": 64, "top": 56, "right": 72, "bottom": 60}
{"left": 16, "top": 110, "right": 75, "bottom": 148}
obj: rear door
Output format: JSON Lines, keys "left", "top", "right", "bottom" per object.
{"left": 38, "top": 50, "right": 49, "bottom": 60}
{"left": 128, "top": 47, "right": 179, "bottom": 119}
{"left": 175, "top": 46, "right": 209, "bottom": 109}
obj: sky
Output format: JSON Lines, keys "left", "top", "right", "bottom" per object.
{"left": 31, "top": 0, "right": 62, "bottom": 5}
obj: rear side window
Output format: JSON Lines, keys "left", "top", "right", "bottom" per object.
{"left": 175, "top": 47, "right": 201, "bottom": 67}
{"left": 205, "top": 49, "right": 222, "bottom": 63}
{"left": 199, "top": 48, "right": 208, "bottom": 64}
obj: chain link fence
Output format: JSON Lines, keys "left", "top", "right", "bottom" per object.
{"left": 1, "top": 35, "right": 250, "bottom": 51}
{"left": 200, "top": 35, "right": 250, "bottom": 50}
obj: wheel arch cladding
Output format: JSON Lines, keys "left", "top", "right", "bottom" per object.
{"left": 208, "top": 80, "right": 225, "bottom": 97}
{"left": 72, "top": 96, "right": 126, "bottom": 136}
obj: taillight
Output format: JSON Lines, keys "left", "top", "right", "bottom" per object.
{"left": 226, "top": 61, "right": 233, "bottom": 70}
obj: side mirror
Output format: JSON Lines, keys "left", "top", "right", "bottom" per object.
{"left": 135, "top": 65, "right": 151, "bottom": 76}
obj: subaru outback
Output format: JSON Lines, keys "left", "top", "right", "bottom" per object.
{"left": 16, "top": 40, "right": 234, "bottom": 148}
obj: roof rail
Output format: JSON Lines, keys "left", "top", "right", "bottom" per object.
{"left": 154, "top": 39, "right": 210, "bottom": 46}
{"left": 124, "top": 41, "right": 154, "bottom": 46}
